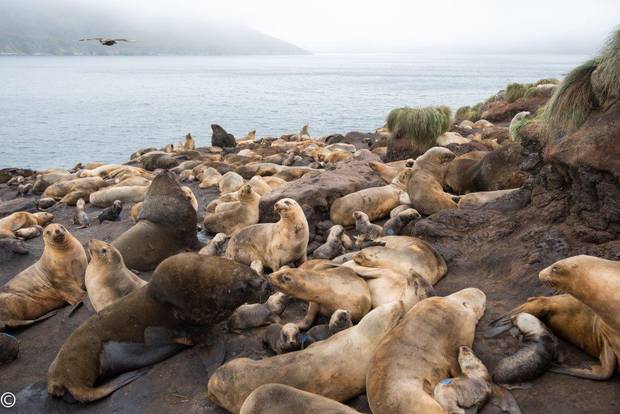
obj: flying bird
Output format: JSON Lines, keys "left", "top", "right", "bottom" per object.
{"left": 79, "top": 38, "right": 136, "bottom": 46}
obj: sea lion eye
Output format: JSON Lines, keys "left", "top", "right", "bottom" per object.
{"left": 282, "top": 275, "right": 292, "bottom": 283}
{"left": 552, "top": 266, "right": 561, "bottom": 273}
{"left": 102, "top": 248, "right": 107, "bottom": 254}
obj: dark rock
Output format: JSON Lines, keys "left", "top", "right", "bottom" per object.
{"left": 211, "top": 124, "right": 237, "bottom": 148}
{"left": 481, "top": 95, "right": 550, "bottom": 123}
{"left": 0, "top": 333, "right": 19, "bottom": 364}
{"left": 0, "top": 197, "right": 37, "bottom": 217}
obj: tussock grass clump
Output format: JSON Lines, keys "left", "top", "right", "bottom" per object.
{"left": 455, "top": 105, "right": 480, "bottom": 123}
{"left": 505, "top": 83, "right": 529, "bottom": 103}
{"left": 535, "top": 78, "right": 560, "bottom": 86}
{"left": 543, "top": 59, "right": 599, "bottom": 136}
{"left": 509, "top": 117, "right": 531, "bottom": 141}
{"left": 591, "top": 29, "right": 620, "bottom": 108}
{"left": 386, "top": 106, "right": 452, "bottom": 159}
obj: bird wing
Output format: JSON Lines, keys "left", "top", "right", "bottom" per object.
{"left": 113, "top": 39, "right": 136, "bottom": 42}
{"left": 80, "top": 38, "right": 103, "bottom": 41}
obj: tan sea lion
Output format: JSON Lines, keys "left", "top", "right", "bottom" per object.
{"left": 89, "top": 185, "right": 148, "bottom": 208}
{"left": 225, "top": 198, "right": 309, "bottom": 271}
{"left": 14, "top": 224, "right": 43, "bottom": 240}
{"left": 0, "top": 224, "right": 87, "bottom": 330}
{"left": 248, "top": 175, "right": 273, "bottom": 195}
{"left": 445, "top": 151, "right": 488, "bottom": 194}
{"left": 366, "top": 288, "right": 486, "bottom": 414}
{"left": 0, "top": 211, "right": 54, "bottom": 238}
{"left": 208, "top": 300, "right": 405, "bottom": 413}
{"left": 204, "top": 184, "right": 260, "bottom": 235}
{"left": 180, "top": 186, "right": 198, "bottom": 210}
{"left": 352, "top": 239, "right": 447, "bottom": 285}
{"left": 42, "top": 176, "right": 107, "bottom": 200}
{"left": 457, "top": 188, "right": 519, "bottom": 208}
{"left": 228, "top": 292, "right": 291, "bottom": 331}
{"left": 85, "top": 240, "right": 147, "bottom": 313}
{"left": 198, "top": 233, "right": 229, "bottom": 256}
{"left": 198, "top": 167, "right": 223, "bottom": 188}
{"left": 269, "top": 261, "right": 372, "bottom": 326}
{"left": 112, "top": 172, "right": 201, "bottom": 271}
{"left": 488, "top": 255, "right": 620, "bottom": 380}
{"left": 48, "top": 254, "right": 265, "bottom": 402}
{"left": 239, "top": 384, "right": 361, "bottom": 414}
{"left": 219, "top": 171, "right": 245, "bottom": 194}
{"left": 406, "top": 147, "right": 457, "bottom": 215}
{"left": 184, "top": 133, "right": 195, "bottom": 150}
{"left": 263, "top": 323, "right": 301, "bottom": 354}
{"left": 130, "top": 202, "right": 142, "bottom": 223}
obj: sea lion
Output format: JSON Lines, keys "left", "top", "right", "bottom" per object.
{"left": 488, "top": 255, "right": 620, "bottom": 380}
{"left": 198, "top": 167, "right": 223, "bottom": 189}
{"left": 228, "top": 292, "right": 291, "bottom": 331}
{"left": 311, "top": 225, "right": 346, "bottom": 259}
{"left": 433, "top": 346, "right": 493, "bottom": 414}
{"left": 269, "top": 261, "right": 372, "bottom": 326}
{"left": 353, "top": 211, "right": 383, "bottom": 241}
{"left": 184, "top": 133, "right": 195, "bottom": 150}
{"left": 0, "top": 224, "right": 87, "bottom": 330}
{"left": 14, "top": 224, "right": 43, "bottom": 240}
{"left": 181, "top": 186, "right": 198, "bottom": 211}
{"left": 0, "top": 211, "right": 54, "bottom": 238}
{"left": 140, "top": 152, "right": 178, "bottom": 171}
{"left": 490, "top": 313, "right": 558, "bottom": 384}
{"left": 352, "top": 239, "right": 447, "bottom": 285}
{"left": 42, "top": 176, "right": 107, "bottom": 200}
{"left": 208, "top": 300, "right": 405, "bottom": 413}
{"left": 445, "top": 151, "right": 488, "bottom": 194}
{"left": 225, "top": 198, "right": 309, "bottom": 271}
{"left": 204, "top": 184, "right": 260, "bottom": 235}
{"left": 85, "top": 240, "right": 147, "bottom": 313}
{"left": 406, "top": 147, "right": 457, "bottom": 215}
{"left": 389, "top": 204, "right": 411, "bottom": 217}
{"left": 457, "top": 188, "right": 519, "bottom": 209}
{"left": 73, "top": 198, "right": 90, "bottom": 228}
{"left": 89, "top": 185, "right": 147, "bottom": 208}
{"left": 383, "top": 208, "right": 421, "bottom": 235}
{"left": 17, "top": 182, "right": 32, "bottom": 196}
{"left": 112, "top": 172, "right": 201, "bottom": 271}
{"left": 303, "top": 309, "right": 352, "bottom": 348}
{"left": 48, "top": 254, "right": 265, "bottom": 402}
{"left": 219, "top": 171, "right": 245, "bottom": 194}
{"left": 239, "top": 384, "right": 361, "bottom": 414}
{"left": 263, "top": 323, "right": 301, "bottom": 354}
{"left": 198, "top": 233, "right": 229, "bottom": 256}
{"left": 247, "top": 175, "right": 273, "bottom": 195}
{"left": 366, "top": 288, "right": 486, "bottom": 414}
{"left": 130, "top": 202, "right": 142, "bottom": 223}
{"left": 98, "top": 200, "right": 123, "bottom": 223}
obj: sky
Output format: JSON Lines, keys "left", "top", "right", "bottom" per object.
{"left": 30, "top": 0, "right": 620, "bottom": 54}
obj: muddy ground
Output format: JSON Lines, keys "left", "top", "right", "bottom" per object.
{"left": 1, "top": 171, "right": 619, "bottom": 414}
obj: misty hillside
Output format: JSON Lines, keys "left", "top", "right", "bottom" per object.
{"left": 0, "top": 0, "right": 307, "bottom": 56}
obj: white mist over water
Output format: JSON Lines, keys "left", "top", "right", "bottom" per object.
{"left": 0, "top": 53, "right": 587, "bottom": 170}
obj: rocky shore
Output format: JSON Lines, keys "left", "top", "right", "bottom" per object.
{"left": 1, "top": 34, "right": 619, "bottom": 413}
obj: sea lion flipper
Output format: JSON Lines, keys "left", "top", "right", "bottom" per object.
{"left": 490, "top": 384, "right": 522, "bottom": 414}
{"left": 100, "top": 341, "right": 185, "bottom": 379}
{"left": 68, "top": 369, "right": 148, "bottom": 403}
{"left": 144, "top": 326, "right": 193, "bottom": 346}
{"left": 1, "top": 309, "right": 59, "bottom": 329}
{"left": 485, "top": 314, "right": 514, "bottom": 338}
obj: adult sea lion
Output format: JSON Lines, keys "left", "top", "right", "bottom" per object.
{"left": 208, "top": 300, "right": 405, "bottom": 413}
{"left": 366, "top": 288, "right": 486, "bottom": 414}
{"left": 219, "top": 171, "right": 245, "bottom": 194}
{"left": 0, "top": 224, "right": 87, "bottom": 330}
{"left": 89, "top": 185, "right": 148, "bottom": 208}
{"left": 239, "top": 384, "right": 361, "bottom": 414}
{"left": 204, "top": 184, "right": 260, "bottom": 235}
{"left": 85, "top": 240, "right": 147, "bottom": 313}
{"left": 112, "top": 172, "right": 201, "bottom": 271}
{"left": 457, "top": 188, "right": 519, "bottom": 209}
{"left": 406, "top": 147, "right": 457, "bottom": 215}
{"left": 42, "top": 176, "right": 107, "bottom": 200}
{"left": 47, "top": 254, "right": 264, "bottom": 402}
{"left": 0, "top": 211, "right": 54, "bottom": 238}
{"left": 225, "top": 198, "right": 309, "bottom": 271}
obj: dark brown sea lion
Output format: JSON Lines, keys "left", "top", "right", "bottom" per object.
{"left": 112, "top": 172, "right": 201, "bottom": 271}
{"left": 47, "top": 254, "right": 264, "bottom": 402}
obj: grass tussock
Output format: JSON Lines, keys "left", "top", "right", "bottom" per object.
{"left": 455, "top": 105, "right": 480, "bottom": 123}
{"left": 543, "top": 59, "right": 599, "bottom": 136}
{"left": 387, "top": 106, "right": 452, "bottom": 152}
{"left": 592, "top": 28, "right": 620, "bottom": 107}
{"left": 505, "top": 83, "right": 530, "bottom": 103}
{"left": 509, "top": 117, "right": 531, "bottom": 141}
{"left": 535, "top": 78, "right": 560, "bottom": 86}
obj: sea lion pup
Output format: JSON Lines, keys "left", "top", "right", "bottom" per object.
{"left": 228, "top": 292, "right": 291, "bottom": 331}
{"left": 311, "top": 225, "right": 347, "bottom": 259}
{"left": 366, "top": 288, "right": 486, "bottom": 414}
{"left": 48, "top": 254, "right": 265, "bottom": 403}
{"left": 0, "top": 211, "right": 54, "bottom": 238}
{"left": 383, "top": 208, "right": 421, "bottom": 235}
{"left": 98, "top": 200, "right": 122, "bottom": 223}
{"left": 198, "top": 233, "right": 229, "bottom": 256}
{"left": 263, "top": 322, "right": 301, "bottom": 354}
{"left": 204, "top": 184, "right": 260, "bottom": 235}
{"left": 73, "top": 198, "right": 90, "bottom": 228}
{"left": 433, "top": 346, "right": 493, "bottom": 414}
{"left": 406, "top": 147, "right": 458, "bottom": 215}
{"left": 491, "top": 313, "right": 558, "bottom": 384}
{"left": 17, "top": 182, "right": 32, "bottom": 196}
{"left": 89, "top": 185, "right": 148, "bottom": 208}
{"left": 7, "top": 175, "right": 24, "bottom": 186}
{"left": 457, "top": 188, "right": 519, "bottom": 209}
{"left": 489, "top": 255, "right": 620, "bottom": 380}
{"left": 112, "top": 172, "right": 201, "bottom": 271}
{"left": 208, "top": 300, "right": 405, "bottom": 413}
{"left": 198, "top": 167, "right": 223, "bottom": 189}
{"left": 330, "top": 168, "right": 411, "bottom": 226}
{"left": 353, "top": 211, "right": 383, "bottom": 241}
{"left": 353, "top": 239, "right": 447, "bottom": 285}
{"left": 225, "top": 198, "right": 309, "bottom": 271}
{"left": 14, "top": 224, "right": 43, "bottom": 240}
{"left": 219, "top": 171, "right": 245, "bottom": 194}
{"left": 85, "top": 240, "right": 147, "bottom": 313}
{"left": 303, "top": 309, "right": 352, "bottom": 348}
{"left": 269, "top": 261, "right": 372, "bottom": 328}
{"left": 239, "top": 384, "right": 361, "bottom": 414}
{"left": 0, "top": 332, "right": 19, "bottom": 363}
{"left": 0, "top": 224, "right": 87, "bottom": 330}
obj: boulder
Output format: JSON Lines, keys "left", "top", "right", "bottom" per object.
{"left": 0, "top": 168, "right": 35, "bottom": 184}
{"left": 259, "top": 160, "right": 384, "bottom": 222}
{"left": 211, "top": 124, "right": 237, "bottom": 148}
{"left": 481, "top": 95, "right": 549, "bottom": 123}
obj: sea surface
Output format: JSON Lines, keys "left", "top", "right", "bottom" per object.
{"left": 0, "top": 53, "right": 588, "bottom": 170}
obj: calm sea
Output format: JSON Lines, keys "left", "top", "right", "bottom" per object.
{"left": 0, "top": 54, "right": 587, "bottom": 170}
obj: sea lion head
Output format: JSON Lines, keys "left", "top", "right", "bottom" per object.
{"left": 327, "top": 225, "right": 345, "bottom": 240}
{"left": 449, "top": 288, "right": 486, "bottom": 321}
{"left": 399, "top": 208, "right": 422, "bottom": 222}
{"left": 409, "top": 270, "right": 436, "bottom": 300}
{"left": 539, "top": 256, "right": 584, "bottom": 293}
{"left": 268, "top": 267, "right": 306, "bottom": 296}
{"left": 33, "top": 212, "right": 55, "bottom": 226}
{"left": 180, "top": 186, "right": 198, "bottom": 210}
{"left": 238, "top": 184, "right": 254, "bottom": 200}
{"left": 76, "top": 198, "right": 86, "bottom": 209}
{"left": 352, "top": 248, "right": 377, "bottom": 267}
{"left": 329, "top": 309, "right": 352, "bottom": 333}
{"left": 112, "top": 200, "right": 122, "bottom": 210}
{"left": 273, "top": 198, "right": 301, "bottom": 220}
{"left": 148, "top": 253, "right": 265, "bottom": 326}
{"left": 43, "top": 224, "right": 68, "bottom": 246}
{"left": 353, "top": 211, "right": 369, "bottom": 224}
{"left": 88, "top": 239, "right": 123, "bottom": 267}
{"left": 280, "top": 323, "right": 301, "bottom": 352}
{"left": 415, "top": 148, "right": 456, "bottom": 176}
{"left": 457, "top": 346, "right": 488, "bottom": 379}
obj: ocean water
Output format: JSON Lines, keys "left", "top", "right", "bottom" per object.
{"left": 0, "top": 53, "right": 587, "bottom": 170}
